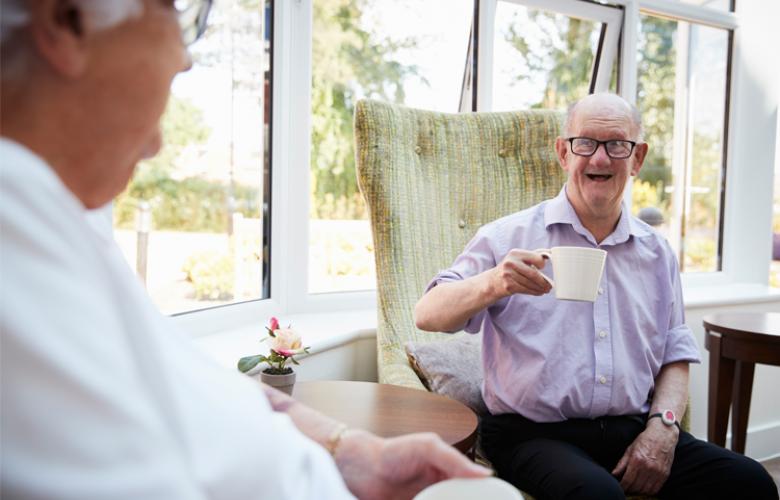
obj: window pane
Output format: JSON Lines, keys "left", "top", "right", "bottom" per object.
{"left": 632, "top": 15, "right": 729, "bottom": 273}
{"left": 309, "top": 0, "right": 473, "bottom": 294}
{"left": 680, "top": 0, "right": 733, "bottom": 12}
{"left": 113, "top": 0, "right": 271, "bottom": 314}
{"left": 492, "top": 2, "right": 614, "bottom": 112}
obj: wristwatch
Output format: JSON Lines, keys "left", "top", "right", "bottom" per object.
{"left": 648, "top": 409, "right": 681, "bottom": 431}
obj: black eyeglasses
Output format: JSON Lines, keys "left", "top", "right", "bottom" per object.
{"left": 566, "top": 137, "right": 637, "bottom": 160}
{"left": 176, "top": 0, "right": 213, "bottom": 46}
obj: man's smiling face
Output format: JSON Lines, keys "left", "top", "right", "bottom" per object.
{"left": 555, "top": 95, "right": 648, "bottom": 224}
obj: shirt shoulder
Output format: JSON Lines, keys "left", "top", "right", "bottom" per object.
{"left": 626, "top": 216, "right": 681, "bottom": 281}
{"left": 475, "top": 200, "right": 548, "bottom": 253}
{"left": 629, "top": 216, "right": 674, "bottom": 251}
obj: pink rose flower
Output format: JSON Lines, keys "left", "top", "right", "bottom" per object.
{"left": 269, "top": 316, "right": 280, "bottom": 331}
{"left": 270, "top": 328, "right": 303, "bottom": 357}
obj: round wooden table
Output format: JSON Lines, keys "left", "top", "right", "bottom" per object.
{"left": 703, "top": 312, "right": 780, "bottom": 454}
{"left": 291, "top": 380, "right": 478, "bottom": 454}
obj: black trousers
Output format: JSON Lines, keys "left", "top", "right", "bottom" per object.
{"left": 480, "top": 413, "right": 778, "bottom": 500}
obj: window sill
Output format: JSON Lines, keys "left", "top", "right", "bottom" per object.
{"left": 193, "top": 309, "right": 377, "bottom": 370}
{"left": 192, "top": 283, "right": 780, "bottom": 369}
{"left": 682, "top": 282, "right": 780, "bottom": 309}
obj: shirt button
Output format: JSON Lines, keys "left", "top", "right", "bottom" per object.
{"left": 599, "top": 376, "right": 607, "bottom": 384}
{"left": 458, "top": 219, "right": 466, "bottom": 229}
{"left": 598, "top": 287, "right": 604, "bottom": 295}
{"left": 414, "top": 145, "right": 422, "bottom": 154}
{"left": 598, "top": 330, "right": 607, "bottom": 339}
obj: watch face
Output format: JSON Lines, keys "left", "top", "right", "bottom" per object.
{"left": 662, "top": 410, "right": 676, "bottom": 425}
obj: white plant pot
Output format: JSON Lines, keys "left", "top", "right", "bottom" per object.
{"left": 259, "top": 370, "right": 296, "bottom": 395}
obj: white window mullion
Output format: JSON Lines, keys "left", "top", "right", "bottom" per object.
{"left": 476, "top": 0, "right": 498, "bottom": 111}
{"left": 619, "top": 0, "right": 639, "bottom": 102}
{"left": 280, "top": 0, "right": 313, "bottom": 314}
{"left": 620, "top": 0, "right": 639, "bottom": 208}
{"left": 593, "top": 19, "right": 622, "bottom": 93}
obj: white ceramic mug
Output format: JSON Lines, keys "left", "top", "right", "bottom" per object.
{"left": 534, "top": 246, "right": 607, "bottom": 302}
{"left": 413, "top": 477, "right": 524, "bottom": 500}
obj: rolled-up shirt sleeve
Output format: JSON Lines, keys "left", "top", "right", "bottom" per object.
{"left": 662, "top": 250, "right": 702, "bottom": 365}
{"left": 424, "top": 227, "right": 498, "bottom": 333}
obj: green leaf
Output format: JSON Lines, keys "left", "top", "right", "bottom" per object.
{"left": 237, "top": 355, "right": 263, "bottom": 373}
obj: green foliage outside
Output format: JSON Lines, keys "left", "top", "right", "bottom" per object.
{"left": 505, "top": 13, "right": 594, "bottom": 110}
{"left": 636, "top": 16, "right": 676, "bottom": 190}
{"left": 114, "top": 97, "right": 259, "bottom": 233}
{"left": 182, "top": 250, "right": 235, "bottom": 300}
{"left": 631, "top": 179, "right": 668, "bottom": 216}
{"left": 310, "top": 0, "right": 420, "bottom": 220}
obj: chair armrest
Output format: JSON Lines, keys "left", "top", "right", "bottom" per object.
{"left": 379, "top": 361, "right": 427, "bottom": 391}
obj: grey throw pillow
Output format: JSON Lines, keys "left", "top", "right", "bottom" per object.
{"left": 405, "top": 333, "right": 488, "bottom": 415}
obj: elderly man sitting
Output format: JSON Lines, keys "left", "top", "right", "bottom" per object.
{"left": 415, "top": 93, "right": 778, "bottom": 500}
{"left": 0, "top": 1, "right": 490, "bottom": 498}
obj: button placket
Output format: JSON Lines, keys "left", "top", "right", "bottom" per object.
{"left": 590, "top": 267, "right": 613, "bottom": 416}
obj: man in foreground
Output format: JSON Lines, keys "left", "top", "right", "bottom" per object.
{"left": 415, "top": 92, "right": 777, "bottom": 499}
{"left": 0, "top": 1, "right": 489, "bottom": 498}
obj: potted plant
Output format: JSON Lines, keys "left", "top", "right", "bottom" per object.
{"left": 237, "top": 317, "right": 310, "bottom": 394}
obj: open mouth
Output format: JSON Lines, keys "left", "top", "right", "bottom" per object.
{"left": 586, "top": 174, "right": 613, "bottom": 182}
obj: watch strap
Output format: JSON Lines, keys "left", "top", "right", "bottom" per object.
{"left": 648, "top": 412, "right": 681, "bottom": 430}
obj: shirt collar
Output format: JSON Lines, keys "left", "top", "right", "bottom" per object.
{"left": 543, "top": 186, "right": 650, "bottom": 246}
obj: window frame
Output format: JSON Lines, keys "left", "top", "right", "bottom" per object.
{"left": 172, "top": 0, "right": 778, "bottom": 336}
{"left": 476, "top": 0, "right": 624, "bottom": 111}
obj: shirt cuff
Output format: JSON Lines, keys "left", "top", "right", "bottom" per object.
{"left": 663, "top": 324, "right": 702, "bottom": 365}
{"left": 424, "top": 270, "right": 463, "bottom": 294}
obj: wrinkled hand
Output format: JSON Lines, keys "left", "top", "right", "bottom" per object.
{"left": 489, "top": 249, "right": 552, "bottom": 299}
{"left": 334, "top": 430, "right": 490, "bottom": 500}
{"left": 612, "top": 422, "right": 678, "bottom": 495}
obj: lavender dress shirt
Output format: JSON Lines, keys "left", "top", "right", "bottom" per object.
{"left": 426, "top": 188, "right": 701, "bottom": 422}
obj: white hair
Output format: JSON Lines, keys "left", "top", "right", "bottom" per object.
{"left": 1, "top": 0, "right": 144, "bottom": 79}
{"left": 563, "top": 93, "right": 644, "bottom": 142}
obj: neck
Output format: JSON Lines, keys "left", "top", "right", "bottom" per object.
{"left": 2, "top": 81, "right": 106, "bottom": 208}
{"left": 582, "top": 213, "right": 621, "bottom": 244}
{"left": 566, "top": 194, "right": 623, "bottom": 244}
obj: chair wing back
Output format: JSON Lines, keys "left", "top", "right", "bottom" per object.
{"left": 354, "top": 99, "right": 566, "bottom": 389}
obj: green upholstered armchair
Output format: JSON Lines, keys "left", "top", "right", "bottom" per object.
{"left": 354, "top": 99, "right": 567, "bottom": 390}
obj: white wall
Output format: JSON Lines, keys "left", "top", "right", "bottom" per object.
{"left": 294, "top": 336, "right": 378, "bottom": 383}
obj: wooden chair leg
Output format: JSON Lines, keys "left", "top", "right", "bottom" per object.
{"left": 730, "top": 361, "right": 755, "bottom": 454}
{"left": 707, "top": 333, "right": 735, "bottom": 447}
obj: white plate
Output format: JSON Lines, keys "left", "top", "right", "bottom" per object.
{"left": 414, "top": 477, "right": 524, "bottom": 500}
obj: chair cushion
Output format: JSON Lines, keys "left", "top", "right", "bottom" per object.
{"left": 405, "top": 333, "right": 488, "bottom": 415}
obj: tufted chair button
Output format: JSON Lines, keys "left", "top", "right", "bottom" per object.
{"left": 458, "top": 219, "right": 466, "bottom": 229}
{"left": 414, "top": 145, "right": 422, "bottom": 155}
{"left": 498, "top": 148, "right": 507, "bottom": 157}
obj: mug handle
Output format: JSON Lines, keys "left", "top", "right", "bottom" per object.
{"left": 532, "top": 248, "right": 554, "bottom": 288}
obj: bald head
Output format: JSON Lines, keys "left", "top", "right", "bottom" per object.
{"left": 564, "top": 93, "right": 643, "bottom": 141}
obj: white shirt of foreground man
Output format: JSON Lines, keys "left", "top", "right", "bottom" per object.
{"left": 0, "top": 138, "right": 354, "bottom": 499}
{"left": 0, "top": 1, "right": 488, "bottom": 498}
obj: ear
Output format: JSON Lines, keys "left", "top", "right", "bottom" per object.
{"left": 630, "top": 142, "right": 649, "bottom": 176}
{"left": 28, "top": 0, "right": 89, "bottom": 78}
{"left": 555, "top": 137, "right": 570, "bottom": 172}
